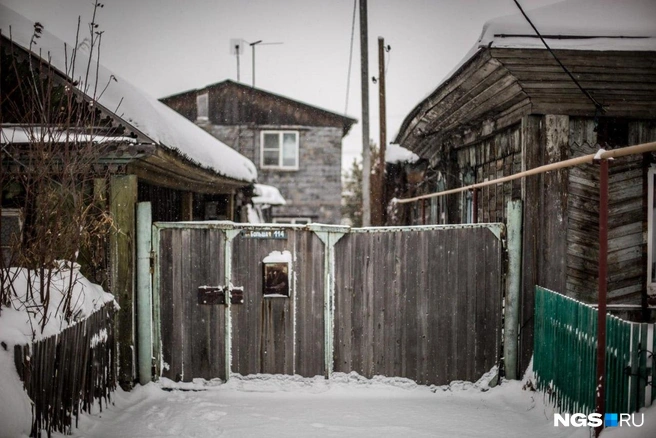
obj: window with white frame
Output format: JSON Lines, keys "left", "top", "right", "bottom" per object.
{"left": 196, "top": 93, "right": 208, "bottom": 121}
{"left": 261, "top": 131, "right": 299, "bottom": 170}
{"left": 648, "top": 167, "right": 656, "bottom": 296}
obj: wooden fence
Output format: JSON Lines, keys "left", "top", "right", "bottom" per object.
{"left": 14, "top": 303, "right": 116, "bottom": 436}
{"left": 333, "top": 227, "right": 503, "bottom": 385}
{"left": 153, "top": 223, "right": 505, "bottom": 386}
{"left": 534, "top": 286, "right": 655, "bottom": 415}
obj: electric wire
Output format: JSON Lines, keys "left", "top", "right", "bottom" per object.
{"left": 344, "top": 0, "right": 357, "bottom": 116}
{"left": 513, "top": 0, "right": 606, "bottom": 113}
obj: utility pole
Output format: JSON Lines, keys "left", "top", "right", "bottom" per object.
{"left": 360, "top": 0, "right": 371, "bottom": 227}
{"left": 377, "top": 36, "right": 388, "bottom": 226}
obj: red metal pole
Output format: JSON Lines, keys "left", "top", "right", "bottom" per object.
{"left": 595, "top": 158, "right": 609, "bottom": 438}
{"left": 472, "top": 188, "right": 478, "bottom": 224}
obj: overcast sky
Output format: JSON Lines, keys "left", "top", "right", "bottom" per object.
{"left": 1, "top": 0, "right": 562, "bottom": 170}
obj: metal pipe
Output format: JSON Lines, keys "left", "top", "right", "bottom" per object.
{"left": 249, "top": 40, "right": 262, "bottom": 87}
{"left": 503, "top": 200, "right": 523, "bottom": 380}
{"left": 136, "top": 202, "right": 153, "bottom": 385}
{"left": 595, "top": 158, "right": 609, "bottom": 437}
{"left": 395, "top": 141, "right": 656, "bottom": 204}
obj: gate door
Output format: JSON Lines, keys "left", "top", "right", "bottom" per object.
{"left": 230, "top": 226, "right": 326, "bottom": 377}
{"left": 155, "top": 225, "right": 227, "bottom": 381}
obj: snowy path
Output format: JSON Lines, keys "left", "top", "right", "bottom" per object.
{"left": 56, "top": 373, "right": 592, "bottom": 438}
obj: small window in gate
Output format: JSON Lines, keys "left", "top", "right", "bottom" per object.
{"left": 262, "top": 250, "right": 292, "bottom": 298}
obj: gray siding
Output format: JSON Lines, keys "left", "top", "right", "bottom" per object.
{"left": 206, "top": 124, "right": 343, "bottom": 224}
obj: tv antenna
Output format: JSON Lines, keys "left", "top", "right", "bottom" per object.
{"left": 247, "top": 39, "right": 283, "bottom": 87}
{"left": 230, "top": 38, "right": 283, "bottom": 86}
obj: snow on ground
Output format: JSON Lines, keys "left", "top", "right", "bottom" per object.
{"left": 51, "top": 373, "right": 595, "bottom": 438}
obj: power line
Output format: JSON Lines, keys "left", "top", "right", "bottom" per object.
{"left": 512, "top": 0, "right": 605, "bottom": 113}
{"left": 344, "top": 0, "right": 357, "bottom": 116}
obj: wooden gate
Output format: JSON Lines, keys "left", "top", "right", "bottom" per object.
{"left": 333, "top": 226, "right": 504, "bottom": 385}
{"left": 152, "top": 223, "right": 504, "bottom": 385}
{"left": 155, "top": 226, "right": 227, "bottom": 381}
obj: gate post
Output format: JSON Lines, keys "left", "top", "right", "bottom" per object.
{"left": 224, "top": 228, "right": 242, "bottom": 381}
{"left": 109, "top": 174, "right": 137, "bottom": 389}
{"left": 313, "top": 226, "right": 347, "bottom": 378}
{"left": 504, "top": 200, "right": 523, "bottom": 379}
{"left": 136, "top": 202, "right": 153, "bottom": 385}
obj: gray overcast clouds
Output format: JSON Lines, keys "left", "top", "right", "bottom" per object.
{"left": 0, "top": 0, "right": 562, "bottom": 169}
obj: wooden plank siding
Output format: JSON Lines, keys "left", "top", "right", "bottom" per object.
{"left": 333, "top": 227, "right": 504, "bottom": 386}
{"left": 394, "top": 44, "right": 656, "bottom": 377}
{"left": 458, "top": 124, "right": 523, "bottom": 223}
{"left": 518, "top": 115, "right": 568, "bottom": 373}
{"left": 161, "top": 80, "right": 355, "bottom": 135}
{"left": 567, "top": 118, "right": 654, "bottom": 305}
{"left": 398, "top": 48, "right": 656, "bottom": 166}
{"left": 230, "top": 230, "right": 326, "bottom": 377}
{"left": 491, "top": 49, "right": 656, "bottom": 119}
{"left": 156, "top": 224, "right": 505, "bottom": 385}
{"left": 158, "top": 228, "right": 226, "bottom": 381}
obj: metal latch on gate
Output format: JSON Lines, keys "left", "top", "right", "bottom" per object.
{"left": 197, "top": 285, "right": 244, "bottom": 305}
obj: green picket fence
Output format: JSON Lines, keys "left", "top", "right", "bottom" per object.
{"left": 533, "top": 286, "right": 655, "bottom": 415}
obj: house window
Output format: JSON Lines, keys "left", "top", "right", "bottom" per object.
{"left": 261, "top": 131, "right": 299, "bottom": 170}
{"left": 196, "top": 93, "right": 208, "bottom": 121}
{"left": 647, "top": 168, "right": 656, "bottom": 296}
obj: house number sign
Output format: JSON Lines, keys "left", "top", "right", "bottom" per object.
{"left": 241, "top": 230, "right": 287, "bottom": 239}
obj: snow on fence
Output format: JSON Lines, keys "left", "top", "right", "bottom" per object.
{"left": 533, "top": 286, "right": 655, "bottom": 415}
{"left": 13, "top": 303, "right": 116, "bottom": 436}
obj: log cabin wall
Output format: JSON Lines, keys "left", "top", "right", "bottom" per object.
{"left": 567, "top": 118, "right": 656, "bottom": 305}
{"left": 456, "top": 124, "right": 523, "bottom": 224}
{"left": 400, "top": 124, "right": 523, "bottom": 226}
{"left": 394, "top": 45, "right": 656, "bottom": 375}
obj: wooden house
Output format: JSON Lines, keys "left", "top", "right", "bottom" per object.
{"left": 393, "top": 0, "right": 656, "bottom": 371}
{"left": 161, "top": 80, "right": 356, "bottom": 225}
{"left": 1, "top": 4, "right": 257, "bottom": 387}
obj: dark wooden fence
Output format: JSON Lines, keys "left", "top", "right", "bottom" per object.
{"left": 14, "top": 303, "right": 116, "bottom": 436}
{"left": 158, "top": 227, "right": 227, "bottom": 381}
{"left": 154, "top": 223, "right": 504, "bottom": 387}
{"left": 334, "top": 227, "right": 503, "bottom": 385}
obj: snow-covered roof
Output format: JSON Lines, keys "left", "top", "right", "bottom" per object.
{"left": 252, "top": 184, "right": 286, "bottom": 206}
{"left": 0, "top": 4, "right": 257, "bottom": 184}
{"left": 386, "top": 144, "right": 419, "bottom": 164}
{"left": 395, "top": 0, "right": 656, "bottom": 145}
{"left": 480, "top": 0, "right": 656, "bottom": 51}
{"left": 448, "top": 0, "right": 656, "bottom": 84}
{"left": 0, "top": 126, "right": 138, "bottom": 145}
